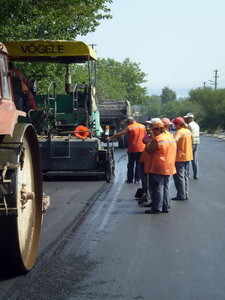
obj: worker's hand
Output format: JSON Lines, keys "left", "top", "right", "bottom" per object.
{"left": 108, "top": 135, "right": 115, "bottom": 141}
{"left": 149, "top": 130, "right": 155, "bottom": 138}
{"left": 142, "top": 134, "right": 150, "bottom": 144}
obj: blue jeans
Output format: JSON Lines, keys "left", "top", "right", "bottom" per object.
{"left": 149, "top": 174, "right": 170, "bottom": 211}
{"left": 127, "top": 152, "right": 142, "bottom": 182}
{"left": 187, "top": 144, "right": 199, "bottom": 178}
{"left": 191, "top": 144, "right": 198, "bottom": 178}
{"left": 173, "top": 161, "right": 189, "bottom": 199}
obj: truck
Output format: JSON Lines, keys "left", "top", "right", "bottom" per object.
{"left": 4, "top": 40, "right": 115, "bottom": 182}
{"left": 0, "top": 42, "right": 49, "bottom": 272}
{"left": 98, "top": 99, "right": 132, "bottom": 148}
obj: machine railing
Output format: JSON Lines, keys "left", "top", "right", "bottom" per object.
{"left": 47, "top": 80, "right": 56, "bottom": 113}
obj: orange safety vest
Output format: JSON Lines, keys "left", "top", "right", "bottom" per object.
{"left": 175, "top": 128, "right": 193, "bottom": 162}
{"left": 144, "top": 132, "right": 177, "bottom": 175}
{"left": 140, "top": 147, "right": 148, "bottom": 163}
{"left": 165, "top": 130, "right": 173, "bottom": 137}
{"left": 127, "top": 122, "right": 146, "bottom": 152}
{"left": 143, "top": 150, "right": 153, "bottom": 173}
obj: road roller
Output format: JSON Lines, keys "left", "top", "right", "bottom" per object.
{"left": 0, "top": 42, "right": 49, "bottom": 273}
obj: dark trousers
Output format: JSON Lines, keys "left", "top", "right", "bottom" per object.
{"left": 149, "top": 173, "right": 170, "bottom": 211}
{"left": 191, "top": 144, "right": 198, "bottom": 178}
{"left": 127, "top": 152, "right": 142, "bottom": 182}
{"left": 187, "top": 144, "right": 199, "bottom": 178}
{"left": 173, "top": 161, "right": 189, "bottom": 199}
{"left": 140, "top": 162, "right": 147, "bottom": 191}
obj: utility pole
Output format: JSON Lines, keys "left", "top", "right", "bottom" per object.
{"left": 214, "top": 69, "right": 219, "bottom": 90}
{"left": 89, "top": 43, "right": 97, "bottom": 50}
{"left": 209, "top": 69, "right": 219, "bottom": 90}
{"left": 203, "top": 81, "right": 206, "bottom": 89}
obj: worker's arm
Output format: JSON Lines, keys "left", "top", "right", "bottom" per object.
{"left": 173, "top": 131, "right": 182, "bottom": 142}
{"left": 146, "top": 138, "right": 158, "bottom": 153}
{"left": 108, "top": 127, "right": 129, "bottom": 140}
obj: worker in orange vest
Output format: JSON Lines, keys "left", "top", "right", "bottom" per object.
{"left": 172, "top": 117, "right": 193, "bottom": 201}
{"left": 108, "top": 117, "right": 146, "bottom": 184}
{"left": 138, "top": 127, "right": 151, "bottom": 204}
{"left": 144, "top": 120, "right": 177, "bottom": 214}
{"left": 162, "top": 117, "right": 173, "bottom": 137}
{"left": 138, "top": 118, "right": 162, "bottom": 205}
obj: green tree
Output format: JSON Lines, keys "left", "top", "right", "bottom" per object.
{"left": 160, "top": 87, "right": 225, "bottom": 132}
{"left": 120, "top": 58, "right": 148, "bottom": 104}
{"left": 96, "top": 58, "right": 149, "bottom": 105}
{"left": 160, "top": 86, "right": 177, "bottom": 104}
{"left": 0, "top": 1, "right": 113, "bottom": 94}
{"left": 0, "top": 0, "right": 112, "bottom": 40}
{"left": 160, "top": 99, "right": 199, "bottom": 121}
{"left": 96, "top": 58, "right": 127, "bottom": 100}
{"left": 189, "top": 88, "right": 225, "bottom": 131}
{"left": 140, "top": 95, "right": 161, "bottom": 119}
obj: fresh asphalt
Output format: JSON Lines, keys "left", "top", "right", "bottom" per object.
{"left": 1, "top": 135, "right": 225, "bottom": 300}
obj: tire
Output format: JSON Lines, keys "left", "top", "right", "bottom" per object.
{"left": 0, "top": 124, "right": 43, "bottom": 273}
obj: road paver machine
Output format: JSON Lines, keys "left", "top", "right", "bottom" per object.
{"left": 4, "top": 40, "right": 114, "bottom": 182}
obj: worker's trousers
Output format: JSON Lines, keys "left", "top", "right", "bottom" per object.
{"left": 173, "top": 161, "right": 189, "bottom": 199}
{"left": 140, "top": 162, "right": 147, "bottom": 192}
{"left": 191, "top": 144, "right": 199, "bottom": 178}
{"left": 149, "top": 174, "right": 170, "bottom": 211}
{"left": 187, "top": 144, "right": 199, "bottom": 178}
{"left": 127, "top": 152, "right": 142, "bottom": 182}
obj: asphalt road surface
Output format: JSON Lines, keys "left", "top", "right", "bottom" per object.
{"left": 1, "top": 135, "right": 225, "bottom": 300}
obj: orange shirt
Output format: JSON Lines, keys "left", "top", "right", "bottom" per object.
{"left": 174, "top": 128, "right": 193, "bottom": 162}
{"left": 144, "top": 132, "right": 177, "bottom": 175}
{"left": 127, "top": 122, "right": 146, "bottom": 152}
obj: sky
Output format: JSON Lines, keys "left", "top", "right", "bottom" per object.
{"left": 79, "top": 0, "right": 225, "bottom": 97}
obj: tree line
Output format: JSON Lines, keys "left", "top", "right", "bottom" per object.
{"left": 140, "top": 87, "right": 225, "bottom": 132}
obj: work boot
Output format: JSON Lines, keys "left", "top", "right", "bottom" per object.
{"left": 138, "top": 193, "right": 148, "bottom": 205}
